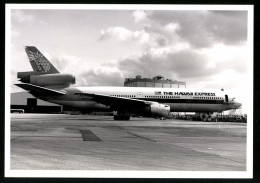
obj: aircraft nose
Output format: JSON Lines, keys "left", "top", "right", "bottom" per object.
{"left": 234, "top": 102, "right": 242, "bottom": 108}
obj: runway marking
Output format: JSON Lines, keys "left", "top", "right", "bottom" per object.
{"left": 111, "top": 125, "right": 157, "bottom": 142}
{"left": 126, "top": 132, "right": 156, "bottom": 142}
{"left": 79, "top": 129, "right": 102, "bottom": 141}
{"left": 167, "top": 143, "right": 245, "bottom": 165}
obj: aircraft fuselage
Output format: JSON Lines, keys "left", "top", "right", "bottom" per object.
{"left": 44, "top": 86, "right": 241, "bottom": 113}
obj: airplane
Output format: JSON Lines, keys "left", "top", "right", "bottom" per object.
{"left": 15, "top": 46, "right": 242, "bottom": 120}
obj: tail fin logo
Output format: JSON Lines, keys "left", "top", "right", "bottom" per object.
{"left": 27, "top": 51, "right": 50, "bottom": 72}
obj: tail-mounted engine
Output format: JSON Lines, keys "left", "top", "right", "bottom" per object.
{"left": 18, "top": 72, "right": 75, "bottom": 87}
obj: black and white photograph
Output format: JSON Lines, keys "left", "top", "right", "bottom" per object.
{"left": 5, "top": 4, "right": 253, "bottom": 178}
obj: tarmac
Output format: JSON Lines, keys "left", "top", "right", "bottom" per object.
{"left": 10, "top": 113, "right": 247, "bottom": 171}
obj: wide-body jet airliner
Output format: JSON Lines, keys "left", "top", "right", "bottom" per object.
{"left": 15, "top": 46, "right": 242, "bottom": 120}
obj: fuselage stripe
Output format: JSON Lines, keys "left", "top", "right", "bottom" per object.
{"left": 131, "top": 98, "right": 224, "bottom": 104}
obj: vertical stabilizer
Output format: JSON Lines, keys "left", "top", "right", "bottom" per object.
{"left": 25, "top": 46, "right": 59, "bottom": 74}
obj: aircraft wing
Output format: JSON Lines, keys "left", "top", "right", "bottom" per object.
{"left": 74, "top": 92, "right": 153, "bottom": 110}
{"left": 15, "top": 83, "right": 66, "bottom": 96}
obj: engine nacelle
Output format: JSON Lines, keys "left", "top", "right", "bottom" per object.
{"left": 20, "top": 73, "right": 75, "bottom": 87}
{"left": 148, "top": 103, "right": 170, "bottom": 117}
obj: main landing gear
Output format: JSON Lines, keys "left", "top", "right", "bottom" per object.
{"left": 113, "top": 111, "right": 130, "bottom": 120}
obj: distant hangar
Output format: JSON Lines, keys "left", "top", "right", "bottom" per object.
{"left": 11, "top": 92, "right": 62, "bottom": 113}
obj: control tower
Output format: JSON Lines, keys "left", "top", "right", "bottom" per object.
{"left": 124, "top": 75, "right": 186, "bottom": 88}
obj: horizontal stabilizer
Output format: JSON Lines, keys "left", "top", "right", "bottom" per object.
{"left": 15, "top": 83, "right": 65, "bottom": 96}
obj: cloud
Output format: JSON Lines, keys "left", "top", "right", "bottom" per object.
{"left": 39, "top": 20, "right": 46, "bottom": 25}
{"left": 207, "top": 11, "right": 248, "bottom": 45}
{"left": 132, "top": 10, "right": 147, "bottom": 23}
{"left": 98, "top": 10, "right": 246, "bottom": 49}
{"left": 11, "top": 30, "right": 20, "bottom": 37}
{"left": 156, "top": 37, "right": 168, "bottom": 47}
{"left": 146, "top": 10, "right": 247, "bottom": 48}
{"left": 99, "top": 27, "right": 149, "bottom": 43}
{"left": 164, "top": 22, "right": 180, "bottom": 33}
{"left": 51, "top": 53, "right": 83, "bottom": 74}
{"left": 118, "top": 48, "right": 213, "bottom": 79}
{"left": 80, "top": 41, "right": 247, "bottom": 88}
{"left": 79, "top": 64, "right": 124, "bottom": 86}
{"left": 201, "top": 44, "right": 247, "bottom": 74}
{"left": 11, "top": 10, "right": 35, "bottom": 24}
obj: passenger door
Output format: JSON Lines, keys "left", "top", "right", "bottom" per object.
{"left": 137, "top": 92, "right": 143, "bottom": 99}
{"left": 225, "top": 95, "right": 229, "bottom": 103}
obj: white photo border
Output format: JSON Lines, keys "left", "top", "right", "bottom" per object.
{"left": 5, "top": 4, "right": 254, "bottom": 178}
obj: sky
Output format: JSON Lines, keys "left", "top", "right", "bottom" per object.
{"left": 8, "top": 5, "right": 253, "bottom": 114}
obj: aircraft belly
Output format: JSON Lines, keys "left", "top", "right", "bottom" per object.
{"left": 49, "top": 100, "right": 110, "bottom": 111}
{"left": 169, "top": 103, "right": 224, "bottom": 112}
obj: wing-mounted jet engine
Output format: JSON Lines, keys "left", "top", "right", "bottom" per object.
{"left": 17, "top": 46, "right": 75, "bottom": 88}
{"left": 144, "top": 103, "right": 170, "bottom": 117}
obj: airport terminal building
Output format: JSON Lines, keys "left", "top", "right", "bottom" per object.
{"left": 124, "top": 75, "right": 186, "bottom": 88}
